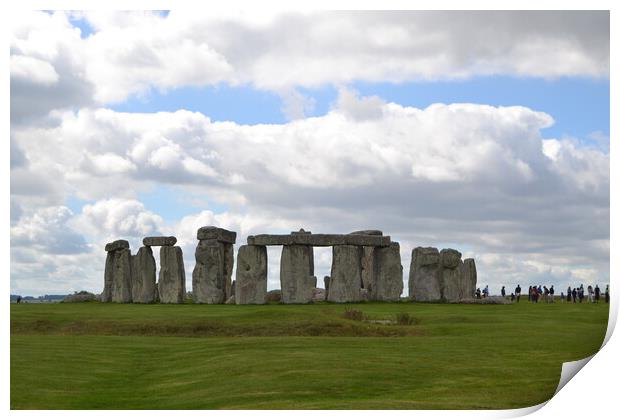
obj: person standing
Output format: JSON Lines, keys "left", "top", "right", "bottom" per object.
{"left": 594, "top": 285, "right": 600, "bottom": 303}
{"left": 567, "top": 286, "right": 572, "bottom": 303}
{"left": 605, "top": 285, "right": 610, "bottom": 303}
{"left": 528, "top": 286, "right": 532, "bottom": 302}
{"left": 515, "top": 284, "right": 522, "bottom": 303}
{"left": 560, "top": 291, "right": 565, "bottom": 302}
{"left": 550, "top": 285, "right": 555, "bottom": 303}
{"left": 572, "top": 287, "right": 577, "bottom": 303}
{"left": 587, "top": 285, "right": 594, "bottom": 303}
{"left": 501, "top": 286, "right": 506, "bottom": 299}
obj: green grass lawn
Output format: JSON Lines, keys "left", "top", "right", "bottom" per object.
{"left": 10, "top": 300, "right": 608, "bottom": 409}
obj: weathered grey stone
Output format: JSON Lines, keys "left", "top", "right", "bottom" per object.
{"left": 350, "top": 230, "right": 383, "bottom": 236}
{"left": 131, "top": 246, "right": 158, "bottom": 303}
{"left": 225, "top": 295, "right": 235, "bottom": 304}
{"left": 223, "top": 243, "right": 234, "bottom": 299}
{"left": 291, "top": 228, "right": 311, "bottom": 234}
{"left": 230, "top": 280, "right": 236, "bottom": 297}
{"left": 328, "top": 245, "right": 362, "bottom": 302}
{"left": 409, "top": 247, "right": 442, "bottom": 301}
{"left": 111, "top": 248, "right": 133, "bottom": 303}
{"left": 442, "top": 263, "right": 464, "bottom": 302}
{"left": 312, "top": 287, "right": 326, "bottom": 302}
{"left": 158, "top": 246, "right": 186, "bottom": 303}
{"left": 101, "top": 252, "right": 114, "bottom": 302}
{"left": 280, "top": 245, "right": 315, "bottom": 304}
{"left": 360, "top": 246, "right": 376, "bottom": 295}
{"left": 440, "top": 248, "right": 462, "bottom": 269}
{"left": 461, "top": 258, "right": 477, "bottom": 300}
{"left": 375, "top": 242, "right": 403, "bottom": 301}
{"left": 247, "top": 233, "right": 391, "bottom": 247}
{"left": 143, "top": 236, "right": 177, "bottom": 247}
{"left": 235, "top": 245, "right": 267, "bottom": 304}
{"left": 192, "top": 241, "right": 225, "bottom": 304}
{"left": 105, "top": 239, "right": 129, "bottom": 252}
{"left": 324, "top": 276, "right": 330, "bottom": 293}
{"left": 197, "top": 226, "right": 237, "bottom": 244}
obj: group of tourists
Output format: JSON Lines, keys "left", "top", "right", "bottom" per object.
{"left": 497, "top": 284, "right": 610, "bottom": 303}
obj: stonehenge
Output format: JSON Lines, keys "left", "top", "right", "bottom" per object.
{"left": 100, "top": 236, "right": 185, "bottom": 303}
{"left": 409, "top": 247, "right": 477, "bottom": 302}
{"left": 101, "top": 227, "right": 477, "bottom": 305}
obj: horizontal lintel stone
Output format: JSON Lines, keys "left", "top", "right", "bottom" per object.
{"left": 105, "top": 239, "right": 129, "bottom": 252}
{"left": 247, "top": 233, "right": 391, "bottom": 247}
{"left": 197, "top": 226, "right": 237, "bottom": 243}
{"left": 143, "top": 236, "right": 177, "bottom": 247}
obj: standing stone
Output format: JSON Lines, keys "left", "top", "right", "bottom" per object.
{"left": 101, "top": 252, "right": 114, "bottom": 302}
{"left": 375, "top": 242, "right": 403, "bottom": 301}
{"left": 159, "top": 246, "right": 186, "bottom": 303}
{"left": 280, "top": 245, "right": 315, "bottom": 303}
{"left": 461, "top": 258, "right": 477, "bottom": 300}
{"left": 111, "top": 248, "right": 133, "bottom": 303}
{"left": 192, "top": 240, "right": 225, "bottom": 303}
{"left": 223, "top": 243, "right": 234, "bottom": 299}
{"left": 328, "top": 245, "right": 362, "bottom": 303}
{"left": 324, "top": 276, "right": 331, "bottom": 294}
{"left": 360, "top": 246, "right": 376, "bottom": 296}
{"left": 235, "top": 245, "right": 267, "bottom": 304}
{"left": 409, "top": 247, "right": 442, "bottom": 301}
{"left": 441, "top": 249, "right": 464, "bottom": 302}
{"left": 131, "top": 246, "right": 158, "bottom": 303}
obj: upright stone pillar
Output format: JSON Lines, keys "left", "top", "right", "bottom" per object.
{"left": 374, "top": 242, "right": 403, "bottom": 301}
{"left": 192, "top": 226, "right": 236, "bottom": 304}
{"left": 360, "top": 246, "right": 376, "bottom": 296}
{"left": 102, "top": 239, "right": 132, "bottom": 303}
{"left": 280, "top": 245, "right": 315, "bottom": 303}
{"left": 112, "top": 248, "right": 133, "bottom": 303}
{"left": 409, "top": 247, "right": 442, "bottom": 301}
{"left": 328, "top": 245, "right": 362, "bottom": 302}
{"left": 441, "top": 249, "right": 464, "bottom": 302}
{"left": 159, "top": 246, "right": 186, "bottom": 303}
{"left": 101, "top": 251, "right": 114, "bottom": 303}
{"left": 460, "top": 258, "right": 477, "bottom": 300}
{"left": 131, "top": 246, "right": 158, "bottom": 303}
{"left": 235, "top": 245, "right": 267, "bottom": 304}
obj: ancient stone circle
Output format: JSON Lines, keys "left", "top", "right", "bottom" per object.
{"left": 102, "top": 227, "right": 477, "bottom": 304}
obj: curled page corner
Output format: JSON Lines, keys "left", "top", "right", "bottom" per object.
{"left": 553, "top": 354, "right": 595, "bottom": 397}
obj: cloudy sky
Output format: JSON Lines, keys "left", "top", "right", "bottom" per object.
{"left": 10, "top": 10, "right": 609, "bottom": 296}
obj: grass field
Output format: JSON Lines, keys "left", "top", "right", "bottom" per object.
{"left": 10, "top": 300, "right": 609, "bottom": 409}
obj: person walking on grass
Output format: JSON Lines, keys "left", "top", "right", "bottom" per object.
{"left": 515, "top": 284, "right": 522, "bottom": 302}
{"left": 567, "top": 286, "right": 572, "bottom": 303}
{"left": 572, "top": 287, "right": 578, "bottom": 303}
{"left": 587, "top": 285, "right": 594, "bottom": 303}
{"left": 605, "top": 285, "right": 609, "bottom": 303}
{"left": 550, "top": 285, "right": 555, "bottom": 303}
{"left": 594, "top": 285, "right": 600, "bottom": 303}
{"left": 543, "top": 286, "right": 549, "bottom": 303}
